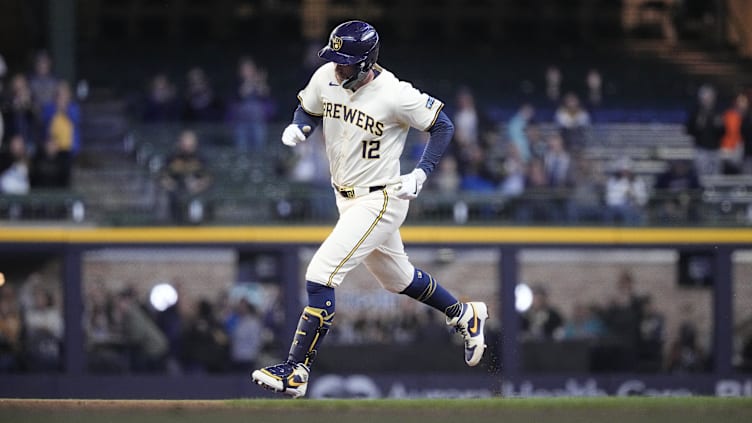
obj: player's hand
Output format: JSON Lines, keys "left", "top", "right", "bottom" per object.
{"left": 281, "top": 124, "right": 311, "bottom": 147}
{"left": 393, "top": 168, "right": 427, "bottom": 200}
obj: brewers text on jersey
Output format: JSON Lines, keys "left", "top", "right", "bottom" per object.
{"left": 321, "top": 101, "right": 385, "bottom": 136}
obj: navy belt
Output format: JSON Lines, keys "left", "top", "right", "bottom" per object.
{"left": 336, "top": 185, "right": 386, "bottom": 198}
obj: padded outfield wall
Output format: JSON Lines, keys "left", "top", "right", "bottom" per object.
{"left": 0, "top": 226, "right": 751, "bottom": 398}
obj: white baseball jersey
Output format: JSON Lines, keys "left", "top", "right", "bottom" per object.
{"left": 297, "top": 62, "right": 444, "bottom": 188}
{"left": 300, "top": 63, "right": 445, "bottom": 290}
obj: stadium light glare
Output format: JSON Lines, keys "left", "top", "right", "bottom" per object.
{"left": 515, "top": 283, "right": 533, "bottom": 312}
{"left": 149, "top": 283, "right": 178, "bottom": 311}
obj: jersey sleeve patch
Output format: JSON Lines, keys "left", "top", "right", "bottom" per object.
{"left": 426, "top": 97, "right": 436, "bottom": 110}
{"left": 394, "top": 81, "right": 445, "bottom": 131}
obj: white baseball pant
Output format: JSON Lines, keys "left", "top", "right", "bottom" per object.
{"left": 305, "top": 188, "right": 415, "bottom": 292}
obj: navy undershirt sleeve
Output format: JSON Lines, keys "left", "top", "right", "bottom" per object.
{"left": 417, "top": 110, "right": 454, "bottom": 176}
{"left": 292, "top": 105, "right": 322, "bottom": 131}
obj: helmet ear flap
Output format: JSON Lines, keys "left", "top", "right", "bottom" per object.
{"left": 342, "top": 42, "right": 379, "bottom": 90}
{"left": 342, "top": 63, "right": 369, "bottom": 90}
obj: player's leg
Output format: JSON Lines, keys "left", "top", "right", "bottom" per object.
{"left": 253, "top": 190, "right": 403, "bottom": 397}
{"left": 363, "top": 232, "right": 489, "bottom": 367}
{"left": 251, "top": 281, "right": 334, "bottom": 398}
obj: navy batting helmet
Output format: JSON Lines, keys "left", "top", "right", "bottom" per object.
{"left": 319, "top": 20, "right": 380, "bottom": 88}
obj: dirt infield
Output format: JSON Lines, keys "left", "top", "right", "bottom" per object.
{"left": 1, "top": 397, "right": 751, "bottom": 423}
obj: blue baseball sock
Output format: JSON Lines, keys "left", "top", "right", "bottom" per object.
{"left": 400, "top": 268, "right": 462, "bottom": 319}
{"left": 306, "top": 281, "right": 335, "bottom": 316}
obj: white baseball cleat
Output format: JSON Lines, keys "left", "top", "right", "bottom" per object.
{"left": 251, "top": 361, "right": 310, "bottom": 398}
{"left": 447, "top": 302, "right": 488, "bottom": 367}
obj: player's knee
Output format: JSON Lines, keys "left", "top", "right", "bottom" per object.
{"left": 306, "top": 280, "right": 335, "bottom": 315}
{"left": 378, "top": 268, "right": 414, "bottom": 293}
{"left": 304, "top": 265, "right": 332, "bottom": 287}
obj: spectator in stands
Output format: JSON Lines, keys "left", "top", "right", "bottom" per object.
{"left": 506, "top": 103, "right": 535, "bottom": 164}
{"left": 561, "top": 303, "right": 605, "bottom": 340}
{"left": 181, "top": 67, "right": 224, "bottom": 122}
{"left": 0, "top": 134, "right": 30, "bottom": 196}
{"left": 42, "top": 81, "right": 81, "bottom": 156}
{"left": 2, "top": 74, "right": 38, "bottom": 149}
{"left": 600, "top": 270, "right": 647, "bottom": 370}
{"left": 543, "top": 133, "right": 572, "bottom": 188}
{"left": 83, "top": 284, "right": 128, "bottom": 373}
{"left": 454, "top": 87, "right": 479, "bottom": 147}
{"left": 481, "top": 129, "right": 507, "bottom": 182}
{"left": 741, "top": 336, "right": 752, "bottom": 373}
{"left": 0, "top": 284, "right": 22, "bottom": 372}
{"left": 451, "top": 87, "right": 481, "bottom": 176}
{"left": 667, "top": 320, "right": 708, "bottom": 373}
{"left": 112, "top": 287, "right": 168, "bottom": 372}
{"left": 585, "top": 68, "right": 603, "bottom": 107}
{"left": 22, "top": 284, "right": 63, "bottom": 371}
{"left": 738, "top": 314, "right": 752, "bottom": 372}
{"left": 743, "top": 90, "right": 752, "bottom": 174}
{"left": 520, "top": 286, "right": 564, "bottom": 340}
{"left": 0, "top": 52, "right": 5, "bottom": 142}
{"left": 555, "top": 92, "right": 591, "bottom": 152}
{"left": 545, "top": 66, "right": 562, "bottom": 103}
{"left": 229, "top": 299, "right": 263, "bottom": 372}
{"left": 142, "top": 73, "right": 179, "bottom": 122}
{"left": 685, "top": 84, "right": 723, "bottom": 176}
{"left": 29, "top": 138, "right": 71, "bottom": 189}
{"left": 228, "top": 57, "right": 272, "bottom": 152}
{"left": 526, "top": 157, "right": 549, "bottom": 190}
{"left": 604, "top": 158, "right": 648, "bottom": 225}
{"left": 566, "top": 157, "right": 605, "bottom": 223}
{"left": 155, "top": 280, "right": 185, "bottom": 374}
{"left": 181, "top": 299, "right": 229, "bottom": 373}
{"left": 499, "top": 143, "right": 527, "bottom": 197}
{"left": 654, "top": 159, "right": 701, "bottom": 223}
{"left": 720, "top": 91, "right": 750, "bottom": 174}
{"left": 541, "top": 133, "right": 572, "bottom": 221}
{"left": 28, "top": 51, "right": 58, "bottom": 113}
{"left": 637, "top": 296, "right": 665, "bottom": 372}
{"left": 459, "top": 144, "right": 497, "bottom": 194}
{"left": 159, "top": 129, "right": 213, "bottom": 223}
{"left": 0, "top": 52, "right": 6, "bottom": 93}
{"left": 513, "top": 156, "right": 551, "bottom": 222}
{"left": 433, "top": 155, "right": 461, "bottom": 194}
{"left": 526, "top": 122, "right": 548, "bottom": 161}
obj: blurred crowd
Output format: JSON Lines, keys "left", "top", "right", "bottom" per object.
{"left": 419, "top": 73, "right": 752, "bottom": 226}
{"left": 81, "top": 282, "right": 276, "bottom": 374}
{"left": 518, "top": 270, "right": 723, "bottom": 373}
{"left": 0, "top": 273, "right": 483, "bottom": 375}
{"left": 136, "top": 56, "right": 276, "bottom": 152}
{"left": 0, "top": 273, "right": 285, "bottom": 374}
{"left": 138, "top": 64, "right": 751, "bottom": 226}
{"left": 4, "top": 266, "right": 752, "bottom": 375}
{"left": 2, "top": 48, "right": 752, "bottom": 226}
{"left": 0, "top": 51, "right": 80, "bottom": 196}
{"left": 0, "top": 276, "right": 64, "bottom": 372}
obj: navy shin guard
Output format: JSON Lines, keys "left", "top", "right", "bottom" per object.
{"left": 287, "top": 306, "right": 333, "bottom": 367}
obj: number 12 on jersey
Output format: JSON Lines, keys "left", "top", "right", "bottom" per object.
{"left": 361, "top": 140, "right": 381, "bottom": 159}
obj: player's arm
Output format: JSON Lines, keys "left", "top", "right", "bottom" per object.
{"left": 416, "top": 110, "right": 454, "bottom": 176}
{"left": 394, "top": 110, "right": 453, "bottom": 200}
{"left": 282, "top": 65, "right": 327, "bottom": 147}
{"left": 294, "top": 104, "right": 323, "bottom": 132}
{"left": 282, "top": 105, "right": 323, "bottom": 147}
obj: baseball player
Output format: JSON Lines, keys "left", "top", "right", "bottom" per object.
{"left": 251, "top": 20, "right": 488, "bottom": 398}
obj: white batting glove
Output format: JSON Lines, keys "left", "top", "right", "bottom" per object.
{"left": 393, "top": 168, "right": 427, "bottom": 200}
{"left": 281, "top": 124, "right": 311, "bottom": 147}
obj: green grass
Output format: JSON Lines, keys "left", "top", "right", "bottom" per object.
{"left": 1, "top": 397, "right": 751, "bottom": 423}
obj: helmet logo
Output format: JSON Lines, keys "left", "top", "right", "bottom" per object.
{"left": 331, "top": 36, "right": 343, "bottom": 51}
